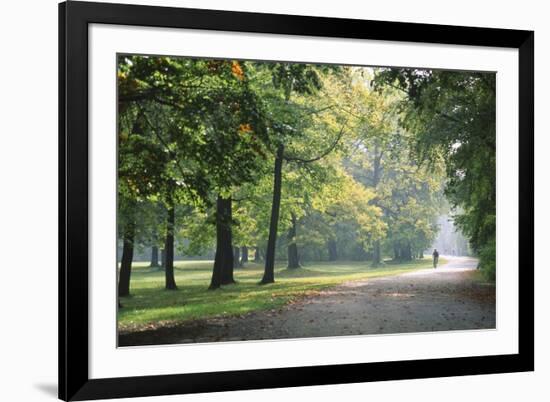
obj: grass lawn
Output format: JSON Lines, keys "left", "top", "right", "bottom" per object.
{"left": 118, "top": 257, "right": 447, "bottom": 333}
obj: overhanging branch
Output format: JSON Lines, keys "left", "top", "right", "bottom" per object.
{"left": 284, "top": 119, "right": 348, "bottom": 164}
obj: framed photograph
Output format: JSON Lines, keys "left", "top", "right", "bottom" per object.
{"left": 59, "top": 1, "right": 534, "bottom": 400}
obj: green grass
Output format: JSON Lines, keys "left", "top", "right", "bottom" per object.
{"left": 118, "top": 257, "right": 446, "bottom": 332}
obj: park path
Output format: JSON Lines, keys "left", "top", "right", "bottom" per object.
{"left": 119, "top": 256, "right": 495, "bottom": 346}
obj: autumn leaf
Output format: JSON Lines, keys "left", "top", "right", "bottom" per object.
{"left": 231, "top": 61, "right": 245, "bottom": 80}
{"left": 238, "top": 123, "right": 253, "bottom": 134}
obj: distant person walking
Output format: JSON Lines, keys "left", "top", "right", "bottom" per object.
{"left": 432, "top": 249, "right": 439, "bottom": 268}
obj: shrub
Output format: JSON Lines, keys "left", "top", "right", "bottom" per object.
{"left": 477, "top": 236, "right": 496, "bottom": 282}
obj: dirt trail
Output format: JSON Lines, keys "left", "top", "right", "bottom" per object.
{"left": 119, "top": 256, "right": 495, "bottom": 346}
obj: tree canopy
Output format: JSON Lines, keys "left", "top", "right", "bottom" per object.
{"left": 116, "top": 55, "right": 496, "bottom": 297}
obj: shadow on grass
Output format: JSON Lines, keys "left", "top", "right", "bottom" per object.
{"left": 118, "top": 259, "right": 437, "bottom": 330}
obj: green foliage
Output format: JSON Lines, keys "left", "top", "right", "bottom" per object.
{"left": 374, "top": 68, "right": 496, "bottom": 262}
{"left": 116, "top": 54, "right": 495, "bottom": 296}
{"left": 478, "top": 235, "right": 496, "bottom": 282}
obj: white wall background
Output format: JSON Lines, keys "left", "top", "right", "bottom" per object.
{"left": 0, "top": 0, "right": 545, "bottom": 401}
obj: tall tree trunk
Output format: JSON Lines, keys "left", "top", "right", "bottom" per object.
{"left": 160, "top": 248, "right": 166, "bottom": 269}
{"left": 164, "top": 202, "right": 177, "bottom": 290}
{"left": 371, "top": 240, "right": 381, "bottom": 267}
{"left": 370, "top": 142, "right": 383, "bottom": 267}
{"left": 287, "top": 212, "right": 300, "bottom": 269}
{"left": 210, "top": 195, "right": 235, "bottom": 289}
{"left": 261, "top": 144, "right": 285, "bottom": 284}
{"left": 220, "top": 197, "right": 235, "bottom": 284}
{"left": 118, "top": 221, "right": 135, "bottom": 297}
{"left": 150, "top": 246, "right": 159, "bottom": 268}
{"left": 254, "top": 246, "right": 263, "bottom": 262}
{"left": 118, "top": 116, "right": 141, "bottom": 297}
{"left": 356, "top": 243, "right": 368, "bottom": 261}
{"left": 327, "top": 238, "right": 338, "bottom": 261}
{"left": 233, "top": 246, "right": 242, "bottom": 268}
{"left": 241, "top": 246, "right": 249, "bottom": 264}
{"left": 400, "top": 241, "right": 412, "bottom": 261}
{"left": 393, "top": 242, "right": 401, "bottom": 261}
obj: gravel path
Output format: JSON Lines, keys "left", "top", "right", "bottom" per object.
{"left": 119, "top": 256, "right": 495, "bottom": 346}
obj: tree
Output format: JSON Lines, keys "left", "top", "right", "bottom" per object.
{"left": 209, "top": 196, "right": 235, "bottom": 287}
{"left": 241, "top": 246, "right": 249, "bottom": 264}
{"left": 119, "top": 56, "right": 271, "bottom": 290}
{"left": 149, "top": 246, "right": 160, "bottom": 268}
{"left": 251, "top": 64, "right": 345, "bottom": 283}
{"left": 116, "top": 109, "right": 170, "bottom": 296}
{"left": 118, "top": 56, "right": 213, "bottom": 292}
{"left": 118, "top": 205, "right": 135, "bottom": 297}
{"left": 187, "top": 60, "right": 270, "bottom": 288}
{"left": 117, "top": 56, "right": 491, "bottom": 303}
{"left": 306, "top": 168, "right": 386, "bottom": 262}
{"left": 163, "top": 187, "right": 178, "bottom": 290}
{"left": 374, "top": 68, "right": 495, "bottom": 274}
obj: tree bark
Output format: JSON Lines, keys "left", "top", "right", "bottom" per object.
{"left": 393, "top": 242, "right": 401, "bottom": 261}
{"left": 261, "top": 144, "right": 285, "bottom": 284}
{"left": 327, "top": 238, "right": 338, "bottom": 261}
{"left": 370, "top": 142, "right": 383, "bottom": 267}
{"left": 118, "top": 221, "right": 135, "bottom": 297}
{"left": 160, "top": 248, "right": 166, "bottom": 269}
{"left": 233, "top": 246, "right": 242, "bottom": 268}
{"left": 400, "top": 242, "right": 412, "bottom": 261}
{"left": 210, "top": 195, "right": 235, "bottom": 289}
{"left": 287, "top": 212, "right": 301, "bottom": 269}
{"left": 241, "top": 246, "right": 249, "bottom": 264}
{"left": 164, "top": 202, "right": 178, "bottom": 290}
{"left": 254, "top": 246, "right": 263, "bottom": 262}
{"left": 371, "top": 240, "right": 381, "bottom": 267}
{"left": 150, "top": 246, "right": 160, "bottom": 268}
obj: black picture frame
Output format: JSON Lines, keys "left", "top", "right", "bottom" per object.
{"left": 59, "top": 1, "right": 534, "bottom": 400}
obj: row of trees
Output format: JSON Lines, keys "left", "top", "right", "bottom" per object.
{"left": 374, "top": 69, "right": 496, "bottom": 278}
{"left": 117, "top": 55, "right": 495, "bottom": 297}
